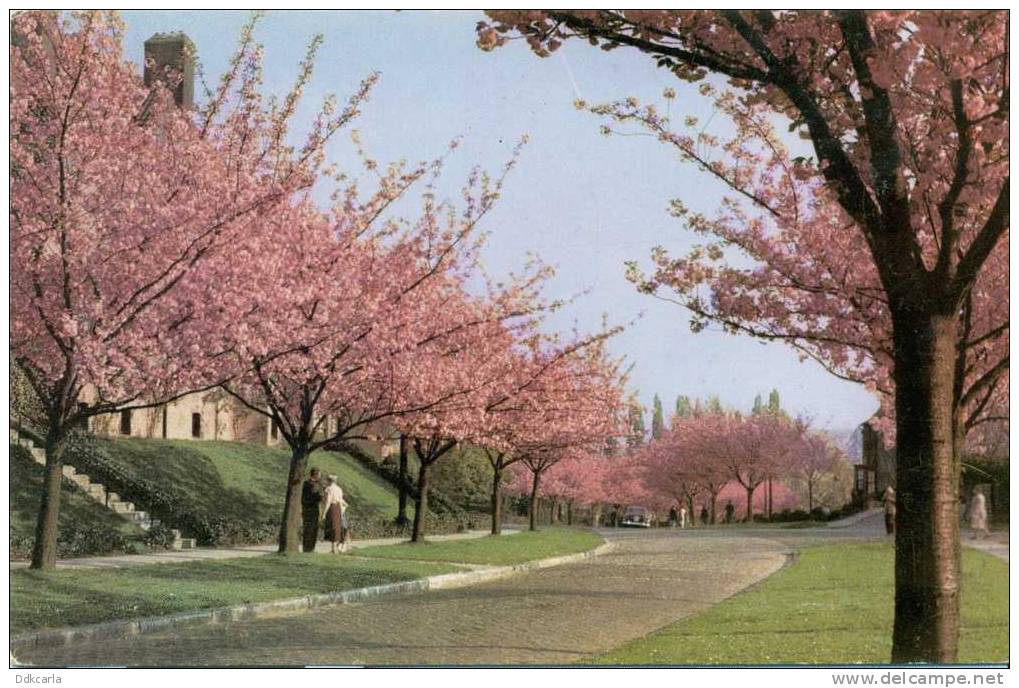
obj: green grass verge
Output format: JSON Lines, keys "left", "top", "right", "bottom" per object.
{"left": 97, "top": 438, "right": 400, "bottom": 523}
{"left": 591, "top": 542, "right": 1008, "bottom": 665}
{"left": 354, "top": 527, "right": 604, "bottom": 565}
{"left": 10, "top": 445, "right": 143, "bottom": 541}
{"left": 11, "top": 554, "right": 456, "bottom": 634}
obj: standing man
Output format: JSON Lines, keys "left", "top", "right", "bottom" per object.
{"left": 301, "top": 467, "right": 323, "bottom": 553}
{"left": 882, "top": 485, "right": 896, "bottom": 536}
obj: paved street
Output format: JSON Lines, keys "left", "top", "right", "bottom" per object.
{"left": 17, "top": 530, "right": 790, "bottom": 667}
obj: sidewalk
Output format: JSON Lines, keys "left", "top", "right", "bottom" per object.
{"left": 10, "top": 529, "right": 510, "bottom": 570}
{"left": 964, "top": 530, "right": 1008, "bottom": 563}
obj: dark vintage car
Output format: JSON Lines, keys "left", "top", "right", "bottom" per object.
{"left": 621, "top": 505, "right": 652, "bottom": 528}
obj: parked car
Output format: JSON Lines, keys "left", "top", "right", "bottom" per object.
{"left": 621, "top": 505, "right": 652, "bottom": 528}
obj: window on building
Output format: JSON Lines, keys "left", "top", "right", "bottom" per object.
{"left": 119, "top": 410, "right": 132, "bottom": 435}
{"left": 191, "top": 413, "right": 202, "bottom": 439}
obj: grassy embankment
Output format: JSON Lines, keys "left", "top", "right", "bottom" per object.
{"left": 97, "top": 437, "right": 400, "bottom": 527}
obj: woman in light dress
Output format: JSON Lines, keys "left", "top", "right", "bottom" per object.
{"left": 968, "top": 487, "right": 990, "bottom": 540}
{"left": 321, "top": 475, "right": 349, "bottom": 554}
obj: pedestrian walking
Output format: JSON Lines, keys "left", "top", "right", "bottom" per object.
{"left": 724, "top": 501, "right": 735, "bottom": 524}
{"left": 679, "top": 505, "right": 688, "bottom": 529}
{"left": 321, "top": 475, "right": 349, "bottom": 554}
{"left": 700, "top": 506, "right": 709, "bottom": 526}
{"left": 882, "top": 485, "right": 896, "bottom": 536}
{"left": 968, "top": 487, "right": 990, "bottom": 539}
{"left": 300, "top": 467, "right": 323, "bottom": 553}
{"left": 668, "top": 506, "right": 678, "bottom": 528}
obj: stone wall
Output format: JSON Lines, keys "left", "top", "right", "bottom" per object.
{"left": 90, "top": 390, "right": 271, "bottom": 444}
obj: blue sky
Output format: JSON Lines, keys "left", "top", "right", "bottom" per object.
{"left": 120, "top": 10, "right": 878, "bottom": 431}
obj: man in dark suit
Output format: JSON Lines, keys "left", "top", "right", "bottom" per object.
{"left": 301, "top": 467, "right": 323, "bottom": 552}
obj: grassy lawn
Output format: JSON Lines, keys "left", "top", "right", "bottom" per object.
{"left": 11, "top": 554, "right": 456, "bottom": 635}
{"left": 10, "top": 445, "right": 144, "bottom": 542}
{"left": 97, "top": 438, "right": 400, "bottom": 523}
{"left": 354, "top": 527, "right": 604, "bottom": 566}
{"left": 592, "top": 542, "right": 1008, "bottom": 665}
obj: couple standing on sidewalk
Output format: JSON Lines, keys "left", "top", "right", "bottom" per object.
{"left": 302, "top": 467, "right": 352, "bottom": 554}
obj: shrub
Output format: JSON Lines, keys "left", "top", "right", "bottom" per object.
{"left": 431, "top": 446, "right": 493, "bottom": 510}
{"left": 9, "top": 527, "right": 33, "bottom": 560}
{"left": 9, "top": 523, "right": 128, "bottom": 559}
{"left": 59, "top": 525, "right": 127, "bottom": 556}
{"left": 142, "top": 524, "right": 177, "bottom": 550}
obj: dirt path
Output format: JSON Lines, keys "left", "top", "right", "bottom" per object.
{"left": 17, "top": 532, "right": 789, "bottom": 667}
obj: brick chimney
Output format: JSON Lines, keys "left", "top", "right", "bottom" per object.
{"left": 143, "top": 32, "right": 195, "bottom": 108}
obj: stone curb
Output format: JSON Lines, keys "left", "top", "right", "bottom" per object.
{"left": 428, "top": 540, "right": 615, "bottom": 590}
{"left": 10, "top": 539, "right": 614, "bottom": 652}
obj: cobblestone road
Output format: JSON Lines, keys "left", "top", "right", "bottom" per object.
{"left": 17, "top": 532, "right": 789, "bottom": 667}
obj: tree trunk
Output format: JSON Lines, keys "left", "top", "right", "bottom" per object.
{"left": 745, "top": 485, "right": 755, "bottom": 523}
{"left": 686, "top": 495, "right": 695, "bottom": 528}
{"left": 767, "top": 478, "right": 773, "bottom": 519}
{"left": 550, "top": 497, "right": 559, "bottom": 524}
{"left": 30, "top": 425, "right": 67, "bottom": 570}
{"left": 277, "top": 445, "right": 308, "bottom": 554}
{"left": 396, "top": 435, "right": 410, "bottom": 527}
{"left": 490, "top": 465, "right": 503, "bottom": 535}
{"left": 710, "top": 491, "right": 717, "bottom": 524}
{"left": 808, "top": 480, "right": 814, "bottom": 513}
{"left": 891, "top": 311, "right": 961, "bottom": 663}
{"left": 411, "top": 460, "right": 432, "bottom": 543}
{"left": 567, "top": 501, "right": 574, "bottom": 525}
{"left": 528, "top": 471, "right": 541, "bottom": 531}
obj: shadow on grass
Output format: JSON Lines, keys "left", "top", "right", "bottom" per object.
{"left": 98, "top": 439, "right": 273, "bottom": 526}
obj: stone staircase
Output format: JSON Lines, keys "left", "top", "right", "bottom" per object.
{"left": 10, "top": 428, "right": 196, "bottom": 550}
